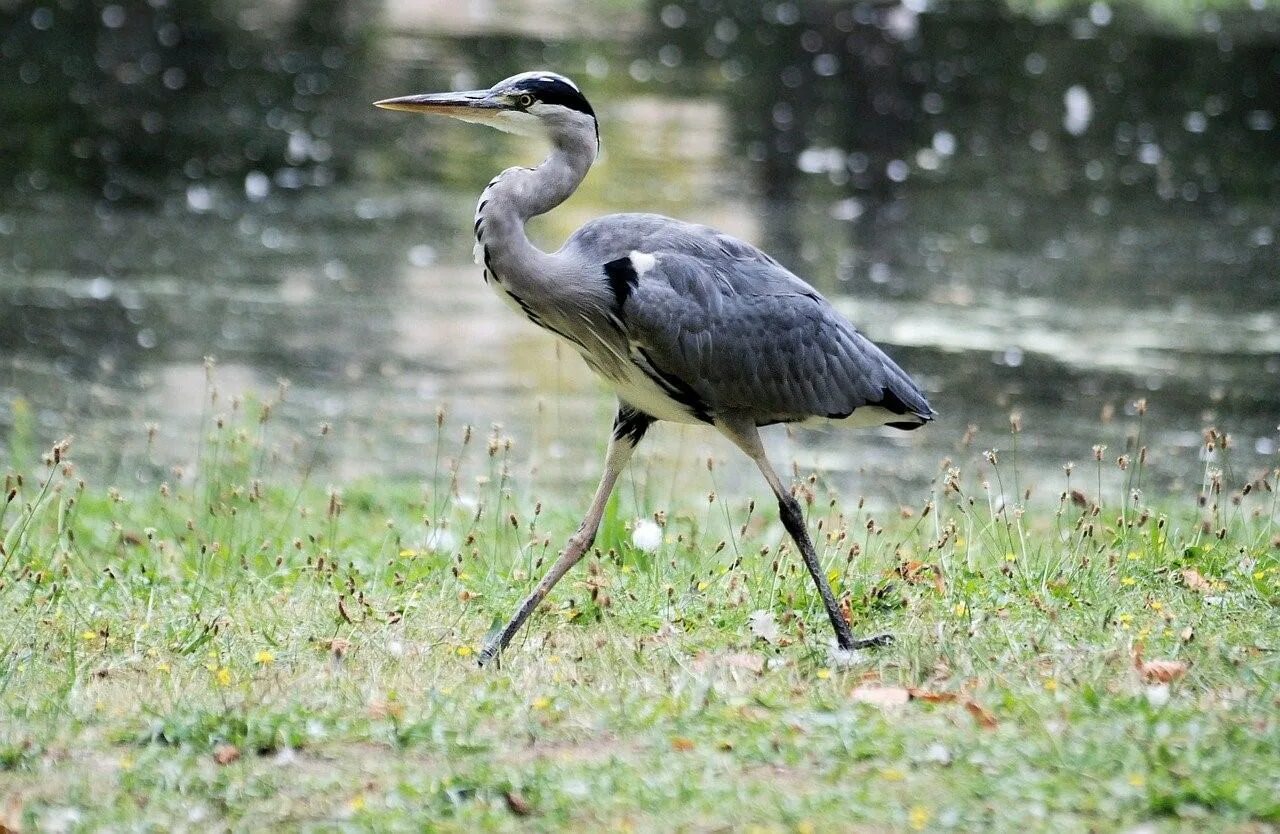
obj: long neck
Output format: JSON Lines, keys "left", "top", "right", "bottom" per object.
{"left": 474, "top": 135, "right": 596, "bottom": 289}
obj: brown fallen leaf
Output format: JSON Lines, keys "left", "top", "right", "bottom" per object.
{"left": 907, "top": 688, "right": 958, "bottom": 703}
{"left": 504, "top": 791, "right": 533, "bottom": 816}
{"left": 850, "top": 686, "right": 911, "bottom": 707}
{"left": 964, "top": 700, "right": 998, "bottom": 729}
{"left": 1181, "top": 568, "right": 1213, "bottom": 594}
{"left": 671, "top": 736, "right": 695, "bottom": 752}
{"left": 1133, "top": 643, "right": 1189, "bottom": 683}
{"left": 896, "top": 560, "right": 928, "bottom": 581}
{"left": 1139, "top": 660, "right": 1189, "bottom": 684}
{"left": 213, "top": 743, "right": 241, "bottom": 765}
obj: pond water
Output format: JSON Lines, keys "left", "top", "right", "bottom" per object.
{"left": 1, "top": 0, "right": 1278, "bottom": 507}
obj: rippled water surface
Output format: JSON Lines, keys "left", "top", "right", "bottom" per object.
{"left": 1, "top": 0, "right": 1278, "bottom": 503}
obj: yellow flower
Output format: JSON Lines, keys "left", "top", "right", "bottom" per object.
{"left": 1043, "top": 678, "right": 1058, "bottom": 691}
{"left": 254, "top": 650, "right": 275, "bottom": 665}
{"left": 455, "top": 645, "right": 473, "bottom": 657}
{"left": 1128, "top": 773, "right": 1146, "bottom": 788}
{"left": 953, "top": 602, "right": 967, "bottom": 616}
{"left": 1127, "top": 551, "right": 1141, "bottom": 561}
{"left": 1254, "top": 570, "right": 1266, "bottom": 580}
{"left": 119, "top": 754, "right": 135, "bottom": 771}
{"left": 1116, "top": 613, "right": 1134, "bottom": 627}
{"left": 697, "top": 581, "right": 708, "bottom": 592}
{"left": 215, "top": 667, "right": 232, "bottom": 687}
{"left": 1149, "top": 600, "right": 1163, "bottom": 611}
{"left": 81, "top": 630, "right": 98, "bottom": 641}
{"left": 880, "top": 768, "right": 905, "bottom": 782}
{"left": 1004, "top": 551, "right": 1017, "bottom": 562}
{"left": 532, "top": 696, "right": 551, "bottom": 710}
{"left": 1121, "top": 576, "right": 1136, "bottom": 586}
{"left": 817, "top": 669, "right": 831, "bottom": 680}
{"left": 909, "top": 806, "right": 931, "bottom": 831}
{"left": 156, "top": 662, "right": 171, "bottom": 673}
{"left": 348, "top": 793, "right": 366, "bottom": 812}
{"left": 398, "top": 549, "right": 417, "bottom": 558}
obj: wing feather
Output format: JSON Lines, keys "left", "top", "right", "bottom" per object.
{"left": 562, "top": 214, "right": 933, "bottom": 427}
{"left": 621, "top": 242, "right": 932, "bottom": 426}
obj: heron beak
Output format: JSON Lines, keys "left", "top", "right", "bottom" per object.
{"left": 372, "top": 90, "right": 503, "bottom": 119}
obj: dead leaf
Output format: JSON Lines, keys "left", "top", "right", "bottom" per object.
{"left": 896, "top": 560, "right": 928, "bottom": 581}
{"left": 671, "top": 736, "right": 695, "bottom": 752}
{"left": 1181, "top": 568, "right": 1213, "bottom": 594}
{"left": 907, "top": 688, "right": 957, "bottom": 703}
{"left": 504, "top": 791, "right": 533, "bottom": 816}
{"left": 1179, "top": 626, "right": 1195, "bottom": 643}
{"left": 964, "top": 700, "right": 998, "bottom": 729}
{"left": 213, "top": 743, "right": 241, "bottom": 765}
{"left": 850, "top": 686, "right": 911, "bottom": 707}
{"left": 1133, "top": 643, "right": 1189, "bottom": 683}
{"left": 747, "top": 610, "right": 780, "bottom": 644}
{"left": 1139, "top": 660, "right": 1188, "bottom": 683}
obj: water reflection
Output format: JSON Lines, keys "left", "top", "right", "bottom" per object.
{"left": 0, "top": 0, "right": 379, "bottom": 201}
{"left": 0, "top": 0, "right": 1277, "bottom": 502}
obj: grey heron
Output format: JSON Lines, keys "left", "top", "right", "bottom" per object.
{"left": 375, "top": 71, "right": 934, "bottom": 666}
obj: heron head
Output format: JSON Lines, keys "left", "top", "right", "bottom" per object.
{"left": 374, "top": 71, "right": 597, "bottom": 145}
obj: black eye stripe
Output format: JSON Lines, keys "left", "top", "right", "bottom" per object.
{"left": 517, "top": 78, "right": 595, "bottom": 118}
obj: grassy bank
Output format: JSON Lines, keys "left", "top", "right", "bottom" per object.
{"left": 0, "top": 398, "right": 1277, "bottom": 832}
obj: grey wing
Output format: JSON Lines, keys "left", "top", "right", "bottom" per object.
{"left": 617, "top": 242, "right": 934, "bottom": 427}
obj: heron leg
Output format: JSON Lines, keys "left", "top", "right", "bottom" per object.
{"left": 716, "top": 418, "right": 891, "bottom": 652}
{"left": 478, "top": 404, "right": 652, "bottom": 667}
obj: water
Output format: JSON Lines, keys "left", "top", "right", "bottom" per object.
{"left": 1, "top": 0, "right": 1278, "bottom": 505}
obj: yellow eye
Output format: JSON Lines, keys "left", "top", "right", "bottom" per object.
{"left": 517, "top": 94, "right": 534, "bottom": 108}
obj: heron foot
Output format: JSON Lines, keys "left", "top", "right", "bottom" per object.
{"left": 839, "top": 632, "right": 893, "bottom": 650}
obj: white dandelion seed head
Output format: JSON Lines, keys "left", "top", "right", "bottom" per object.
{"left": 631, "top": 518, "right": 663, "bottom": 552}
{"left": 748, "top": 609, "right": 780, "bottom": 645}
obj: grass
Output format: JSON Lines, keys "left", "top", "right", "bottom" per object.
{"left": 0, "top": 385, "right": 1277, "bottom": 832}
